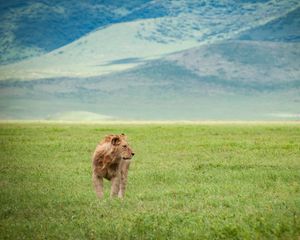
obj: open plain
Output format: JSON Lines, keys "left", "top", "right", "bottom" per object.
{"left": 0, "top": 122, "right": 299, "bottom": 239}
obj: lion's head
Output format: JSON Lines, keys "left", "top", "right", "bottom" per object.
{"left": 105, "top": 133, "right": 135, "bottom": 160}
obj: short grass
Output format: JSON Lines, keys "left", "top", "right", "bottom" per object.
{"left": 0, "top": 123, "right": 299, "bottom": 239}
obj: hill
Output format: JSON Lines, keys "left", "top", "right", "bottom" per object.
{"left": 237, "top": 7, "right": 300, "bottom": 42}
{"left": 0, "top": 0, "right": 299, "bottom": 79}
{"left": 1, "top": 40, "right": 299, "bottom": 120}
{"left": 0, "top": 0, "right": 299, "bottom": 120}
{"left": 0, "top": 0, "right": 152, "bottom": 64}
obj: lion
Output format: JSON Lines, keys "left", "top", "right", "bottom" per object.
{"left": 92, "top": 133, "right": 135, "bottom": 198}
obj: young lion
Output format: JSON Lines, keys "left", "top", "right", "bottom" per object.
{"left": 92, "top": 134, "right": 135, "bottom": 198}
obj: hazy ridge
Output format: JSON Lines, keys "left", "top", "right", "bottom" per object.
{"left": 0, "top": 0, "right": 299, "bottom": 120}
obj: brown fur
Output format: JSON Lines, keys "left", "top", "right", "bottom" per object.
{"left": 92, "top": 134, "right": 134, "bottom": 198}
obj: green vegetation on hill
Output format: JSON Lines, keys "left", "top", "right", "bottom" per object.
{"left": 1, "top": 41, "right": 299, "bottom": 121}
{"left": 1, "top": 123, "right": 299, "bottom": 239}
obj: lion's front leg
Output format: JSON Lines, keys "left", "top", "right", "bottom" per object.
{"left": 118, "top": 172, "right": 128, "bottom": 198}
{"left": 118, "top": 160, "right": 131, "bottom": 198}
{"left": 92, "top": 172, "right": 104, "bottom": 198}
{"left": 110, "top": 173, "right": 121, "bottom": 198}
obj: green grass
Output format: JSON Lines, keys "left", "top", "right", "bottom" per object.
{"left": 0, "top": 123, "right": 300, "bottom": 239}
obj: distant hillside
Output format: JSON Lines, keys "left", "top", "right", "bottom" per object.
{"left": 0, "top": 0, "right": 152, "bottom": 64}
{"left": 167, "top": 41, "right": 300, "bottom": 91}
{"left": 1, "top": 40, "right": 299, "bottom": 120}
{"left": 0, "top": 0, "right": 298, "bottom": 70}
{"left": 0, "top": 0, "right": 299, "bottom": 120}
{"left": 237, "top": 7, "right": 300, "bottom": 42}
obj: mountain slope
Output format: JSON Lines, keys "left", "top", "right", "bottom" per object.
{"left": 237, "top": 6, "right": 300, "bottom": 42}
{"left": 0, "top": 0, "right": 299, "bottom": 80}
{"left": 0, "top": 0, "right": 152, "bottom": 64}
{"left": 1, "top": 40, "right": 299, "bottom": 120}
{"left": 1, "top": 0, "right": 299, "bottom": 120}
{"left": 167, "top": 41, "right": 300, "bottom": 89}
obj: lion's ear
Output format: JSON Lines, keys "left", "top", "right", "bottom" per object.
{"left": 111, "top": 136, "right": 121, "bottom": 146}
{"left": 120, "top": 133, "right": 127, "bottom": 140}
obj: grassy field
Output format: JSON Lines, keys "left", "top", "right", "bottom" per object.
{"left": 0, "top": 122, "right": 299, "bottom": 239}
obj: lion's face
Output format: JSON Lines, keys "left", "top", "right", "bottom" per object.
{"left": 111, "top": 134, "right": 135, "bottom": 160}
